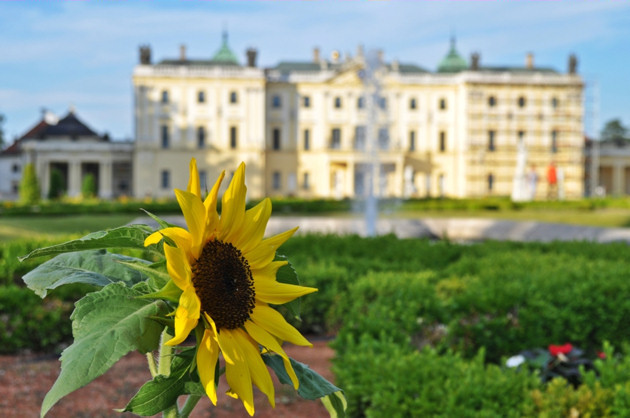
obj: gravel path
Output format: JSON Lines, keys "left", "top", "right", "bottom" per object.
{"left": 0, "top": 340, "right": 334, "bottom": 418}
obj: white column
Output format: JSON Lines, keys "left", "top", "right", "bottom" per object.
{"left": 68, "top": 160, "right": 81, "bottom": 198}
{"left": 100, "top": 161, "right": 113, "bottom": 199}
{"left": 613, "top": 162, "right": 624, "bottom": 196}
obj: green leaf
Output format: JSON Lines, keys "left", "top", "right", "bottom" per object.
{"left": 274, "top": 255, "right": 301, "bottom": 320}
{"left": 263, "top": 354, "right": 343, "bottom": 401}
{"left": 20, "top": 224, "right": 156, "bottom": 262}
{"left": 140, "top": 208, "right": 178, "bottom": 229}
{"left": 139, "top": 278, "right": 182, "bottom": 303}
{"left": 118, "top": 259, "right": 171, "bottom": 290}
{"left": 41, "top": 282, "right": 168, "bottom": 417}
{"left": 321, "top": 391, "right": 347, "bottom": 418}
{"left": 23, "top": 249, "right": 150, "bottom": 298}
{"left": 122, "top": 352, "right": 195, "bottom": 415}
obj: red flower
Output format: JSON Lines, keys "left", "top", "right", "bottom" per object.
{"left": 597, "top": 351, "right": 606, "bottom": 359}
{"left": 549, "top": 343, "right": 573, "bottom": 356}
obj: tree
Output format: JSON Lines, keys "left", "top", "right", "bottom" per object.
{"left": 19, "top": 163, "right": 40, "bottom": 204}
{"left": 0, "top": 114, "right": 5, "bottom": 150}
{"left": 601, "top": 119, "right": 628, "bottom": 145}
{"left": 48, "top": 168, "right": 65, "bottom": 199}
{"left": 81, "top": 173, "right": 96, "bottom": 198}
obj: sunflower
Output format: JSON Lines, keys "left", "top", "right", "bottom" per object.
{"left": 144, "top": 159, "right": 317, "bottom": 416}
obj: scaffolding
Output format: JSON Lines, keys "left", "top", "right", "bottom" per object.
{"left": 583, "top": 77, "right": 600, "bottom": 196}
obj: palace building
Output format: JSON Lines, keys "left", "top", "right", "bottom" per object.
{"left": 1, "top": 34, "right": 585, "bottom": 201}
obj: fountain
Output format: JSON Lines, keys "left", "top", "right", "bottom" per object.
{"left": 359, "top": 50, "right": 387, "bottom": 236}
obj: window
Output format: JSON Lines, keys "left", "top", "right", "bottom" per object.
{"left": 303, "top": 129, "right": 310, "bottom": 150}
{"left": 354, "top": 126, "right": 366, "bottom": 150}
{"left": 488, "top": 96, "right": 496, "bottom": 107}
{"left": 551, "top": 130, "right": 558, "bottom": 153}
{"left": 303, "top": 96, "right": 311, "bottom": 108}
{"left": 409, "top": 131, "right": 416, "bottom": 151}
{"left": 518, "top": 130, "right": 525, "bottom": 141}
{"left": 161, "top": 125, "right": 169, "bottom": 149}
{"left": 272, "top": 95, "right": 281, "bottom": 109}
{"left": 551, "top": 97, "right": 559, "bottom": 109}
{"left": 487, "top": 173, "right": 494, "bottom": 192}
{"left": 272, "top": 171, "right": 281, "bottom": 190}
{"left": 161, "top": 170, "right": 170, "bottom": 189}
{"left": 272, "top": 128, "right": 281, "bottom": 150}
{"left": 303, "top": 172, "right": 310, "bottom": 190}
{"left": 334, "top": 97, "right": 342, "bottom": 109}
{"left": 518, "top": 96, "right": 526, "bottom": 108}
{"left": 488, "top": 130, "right": 496, "bottom": 151}
{"left": 197, "top": 91, "right": 205, "bottom": 103}
{"left": 439, "top": 131, "right": 446, "bottom": 152}
{"left": 357, "top": 97, "right": 365, "bottom": 109}
{"left": 161, "top": 90, "right": 169, "bottom": 104}
{"left": 197, "top": 126, "right": 206, "bottom": 149}
{"left": 11, "top": 164, "right": 20, "bottom": 173}
{"left": 330, "top": 128, "right": 341, "bottom": 149}
{"left": 199, "top": 170, "right": 207, "bottom": 191}
{"left": 378, "top": 128, "right": 389, "bottom": 150}
{"left": 379, "top": 97, "right": 387, "bottom": 110}
{"left": 410, "top": 98, "right": 417, "bottom": 110}
{"left": 229, "top": 91, "right": 238, "bottom": 104}
{"left": 439, "top": 98, "right": 447, "bottom": 110}
{"left": 230, "top": 126, "right": 237, "bottom": 149}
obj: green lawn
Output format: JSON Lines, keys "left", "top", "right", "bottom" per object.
{"left": 0, "top": 214, "right": 137, "bottom": 242}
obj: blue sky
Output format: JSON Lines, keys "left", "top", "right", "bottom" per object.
{"left": 1, "top": 1, "right": 629, "bottom": 142}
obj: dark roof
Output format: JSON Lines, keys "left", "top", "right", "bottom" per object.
{"left": 0, "top": 110, "right": 102, "bottom": 156}
{"left": 272, "top": 61, "right": 347, "bottom": 73}
{"left": 396, "top": 63, "right": 429, "bottom": 74}
{"left": 476, "top": 66, "right": 558, "bottom": 74}
{"left": 157, "top": 59, "right": 240, "bottom": 67}
{"left": 272, "top": 61, "right": 428, "bottom": 75}
{"left": 38, "top": 111, "right": 99, "bottom": 138}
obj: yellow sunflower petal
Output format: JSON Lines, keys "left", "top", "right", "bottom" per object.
{"left": 245, "top": 227, "right": 298, "bottom": 269}
{"left": 145, "top": 227, "right": 192, "bottom": 256}
{"left": 235, "top": 198, "right": 272, "bottom": 254}
{"left": 244, "top": 320, "right": 299, "bottom": 388}
{"left": 165, "top": 287, "right": 200, "bottom": 346}
{"left": 175, "top": 189, "right": 206, "bottom": 258}
{"left": 255, "top": 280, "right": 318, "bottom": 305}
{"left": 251, "top": 304, "right": 312, "bottom": 347}
{"left": 202, "top": 170, "right": 225, "bottom": 244}
{"left": 163, "top": 244, "right": 192, "bottom": 290}
{"left": 251, "top": 260, "right": 288, "bottom": 282}
{"left": 234, "top": 328, "right": 275, "bottom": 408}
{"left": 187, "top": 158, "right": 201, "bottom": 199}
{"left": 197, "top": 329, "right": 219, "bottom": 405}
{"left": 219, "top": 162, "right": 247, "bottom": 244}
{"left": 217, "top": 329, "right": 255, "bottom": 416}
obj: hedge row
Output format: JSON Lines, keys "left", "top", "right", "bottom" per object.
{"left": 4, "top": 195, "right": 630, "bottom": 217}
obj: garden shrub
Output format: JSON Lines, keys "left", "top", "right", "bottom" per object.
{"left": 333, "top": 340, "right": 538, "bottom": 418}
{"left": 19, "top": 163, "right": 40, "bottom": 205}
{"left": 0, "top": 285, "right": 73, "bottom": 353}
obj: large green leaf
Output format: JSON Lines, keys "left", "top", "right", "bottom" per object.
{"left": 274, "top": 255, "right": 301, "bottom": 320}
{"left": 263, "top": 353, "right": 345, "bottom": 401}
{"left": 20, "top": 224, "right": 156, "bottom": 261}
{"left": 122, "top": 351, "right": 197, "bottom": 416}
{"left": 23, "top": 249, "right": 150, "bottom": 298}
{"left": 41, "top": 282, "right": 168, "bottom": 417}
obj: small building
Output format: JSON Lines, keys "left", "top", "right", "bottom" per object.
{"left": 0, "top": 109, "right": 133, "bottom": 200}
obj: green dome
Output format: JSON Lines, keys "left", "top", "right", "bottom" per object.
{"left": 437, "top": 37, "right": 468, "bottom": 73}
{"left": 212, "top": 31, "right": 239, "bottom": 65}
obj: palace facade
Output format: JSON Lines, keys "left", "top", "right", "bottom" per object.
{"left": 0, "top": 34, "right": 585, "bottom": 200}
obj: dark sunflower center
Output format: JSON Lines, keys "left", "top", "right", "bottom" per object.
{"left": 191, "top": 239, "right": 255, "bottom": 330}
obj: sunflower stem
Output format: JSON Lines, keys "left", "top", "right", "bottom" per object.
{"left": 146, "top": 352, "right": 158, "bottom": 378}
{"left": 179, "top": 394, "right": 202, "bottom": 418}
{"left": 158, "top": 328, "right": 179, "bottom": 418}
